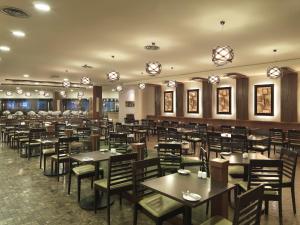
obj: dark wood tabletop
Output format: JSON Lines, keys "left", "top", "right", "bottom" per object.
{"left": 141, "top": 173, "right": 235, "bottom": 208}
{"left": 220, "top": 152, "right": 269, "bottom": 166}
{"left": 70, "top": 151, "right": 115, "bottom": 163}
{"left": 220, "top": 133, "right": 268, "bottom": 142}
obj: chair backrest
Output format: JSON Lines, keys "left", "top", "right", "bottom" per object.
{"left": 280, "top": 148, "right": 298, "bottom": 183}
{"left": 269, "top": 128, "right": 284, "bottom": 142}
{"left": 200, "top": 146, "right": 209, "bottom": 175}
{"left": 231, "top": 134, "right": 247, "bottom": 153}
{"left": 232, "top": 185, "right": 264, "bottom": 225}
{"left": 115, "top": 122, "right": 123, "bottom": 132}
{"left": 132, "top": 158, "right": 162, "bottom": 201}
{"left": 157, "top": 143, "right": 182, "bottom": 169}
{"left": 157, "top": 126, "right": 167, "bottom": 142}
{"left": 287, "top": 130, "right": 300, "bottom": 148}
{"left": 56, "top": 136, "right": 80, "bottom": 158}
{"left": 107, "top": 153, "right": 137, "bottom": 191}
{"left": 29, "top": 128, "right": 46, "bottom": 141}
{"left": 76, "top": 127, "right": 91, "bottom": 138}
{"left": 207, "top": 132, "right": 221, "bottom": 150}
{"left": 233, "top": 126, "right": 247, "bottom": 136}
{"left": 168, "top": 127, "right": 181, "bottom": 142}
{"left": 248, "top": 159, "right": 283, "bottom": 194}
{"left": 109, "top": 132, "right": 128, "bottom": 153}
{"left": 221, "top": 125, "right": 232, "bottom": 133}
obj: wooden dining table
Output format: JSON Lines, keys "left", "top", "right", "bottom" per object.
{"left": 70, "top": 151, "right": 117, "bottom": 210}
{"left": 220, "top": 152, "right": 269, "bottom": 180}
{"left": 142, "top": 173, "right": 235, "bottom": 225}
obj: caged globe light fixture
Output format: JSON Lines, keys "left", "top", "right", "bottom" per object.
{"left": 78, "top": 91, "right": 84, "bottom": 98}
{"left": 208, "top": 75, "right": 220, "bottom": 85}
{"left": 81, "top": 76, "right": 91, "bottom": 85}
{"left": 16, "top": 89, "right": 23, "bottom": 95}
{"left": 212, "top": 21, "right": 234, "bottom": 66}
{"left": 25, "top": 92, "right": 31, "bottom": 97}
{"left": 39, "top": 90, "right": 45, "bottom": 96}
{"left": 60, "top": 90, "right": 66, "bottom": 97}
{"left": 62, "top": 80, "right": 71, "bottom": 88}
{"left": 138, "top": 83, "right": 146, "bottom": 90}
{"left": 116, "top": 85, "right": 123, "bottom": 92}
{"left": 167, "top": 80, "right": 176, "bottom": 88}
{"left": 6, "top": 91, "right": 12, "bottom": 96}
{"left": 107, "top": 55, "right": 120, "bottom": 81}
{"left": 267, "top": 49, "right": 282, "bottom": 79}
{"left": 44, "top": 92, "right": 50, "bottom": 97}
{"left": 145, "top": 62, "right": 162, "bottom": 75}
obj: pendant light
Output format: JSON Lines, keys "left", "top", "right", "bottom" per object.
{"left": 145, "top": 42, "right": 162, "bottom": 75}
{"left": 116, "top": 85, "right": 123, "bottom": 92}
{"left": 138, "top": 83, "right": 146, "bottom": 90}
{"left": 167, "top": 80, "right": 176, "bottom": 88}
{"left": 208, "top": 75, "right": 220, "bottom": 85}
{"left": 267, "top": 49, "right": 282, "bottom": 79}
{"left": 62, "top": 80, "right": 71, "bottom": 88}
{"left": 81, "top": 76, "right": 91, "bottom": 85}
{"left": 107, "top": 55, "right": 120, "bottom": 81}
{"left": 212, "top": 21, "right": 234, "bottom": 66}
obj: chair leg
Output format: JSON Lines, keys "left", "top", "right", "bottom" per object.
{"left": 68, "top": 170, "right": 72, "bottom": 195}
{"left": 91, "top": 177, "right": 94, "bottom": 189}
{"left": 265, "top": 201, "right": 269, "bottom": 215}
{"left": 94, "top": 188, "right": 99, "bottom": 214}
{"left": 39, "top": 152, "right": 43, "bottom": 169}
{"left": 279, "top": 198, "right": 283, "bottom": 225}
{"left": 291, "top": 186, "right": 296, "bottom": 214}
{"left": 43, "top": 155, "right": 47, "bottom": 172}
{"left": 119, "top": 193, "right": 122, "bottom": 206}
{"left": 107, "top": 194, "right": 111, "bottom": 225}
{"left": 56, "top": 162, "right": 59, "bottom": 182}
{"left": 77, "top": 177, "right": 81, "bottom": 202}
{"left": 133, "top": 204, "right": 138, "bottom": 225}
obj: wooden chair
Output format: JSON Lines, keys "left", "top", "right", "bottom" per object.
{"left": 94, "top": 153, "right": 137, "bottom": 225}
{"left": 240, "top": 159, "right": 283, "bottom": 225}
{"left": 132, "top": 158, "right": 184, "bottom": 225}
{"left": 199, "top": 185, "right": 264, "bottom": 225}
{"left": 221, "top": 125, "right": 232, "bottom": 133}
{"left": 207, "top": 132, "right": 222, "bottom": 159}
{"left": 108, "top": 132, "right": 128, "bottom": 154}
{"left": 232, "top": 126, "right": 248, "bottom": 136}
{"left": 231, "top": 134, "right": 247, "bottom": 153}
{"left": 167, "top": 127, "right": 181, "bottom": 142}
{"left": 68, "top": 143, "right": 104, "bottom": 202}
{"left": 157, "top": 126, "right": 167, "bottom": 142}
{"left": 269, "top": 128, "right": 286, "bottom": 155}
{"left": 287, "top": 130, "right": 300, "bottom": 152}
{"left": 51, "top": 136, "right": 79, "bottom": 181}
{"left": 280, "top": 148, "right": 298, "bottom": 214}
{"left": 25, "top": 128, "right": 46, "bottom": 159}
{"left": 157, "top": 143, "right": 182, "bottom": 175}
{"left": 186, "top": 131, "right": 201, "bottom": 154}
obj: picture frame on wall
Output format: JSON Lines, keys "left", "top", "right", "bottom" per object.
{"left": 164, "top": 91, "right": 174, "bottom": 113}
{"left": 254, "top": 84, "right": 274, "bottom": 116}
{"left": 217, "top": 87, "right": 232, "bottom": 114}
{"left": 187, "top": 89, "right": 199, "bottom": 113}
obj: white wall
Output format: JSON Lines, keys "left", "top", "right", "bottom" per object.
{"left": 249, "top": 76, "right": 281, "bottom": 122}
{"left": 0, "top": 91, "right": 53, "bottom": 99}
{"left": 118, "top": 85, "right": 143, "bottom": 122}
{"left": 212, "top": 78, "right": 236, "bottom": 120}
{"left": 161, "top": 85, "right": 176, "bottom": 117}
{"left": 102, "top": 86, "right": 119, "bottom": 99}
{"left": 141, "top": 85, "right": 155, "bottom": 118}
{"left": 184, "top": 82, "right": 202, "bottom": 118}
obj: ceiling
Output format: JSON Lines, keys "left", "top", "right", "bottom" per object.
{"left": 1, "top": 0, "right": 300, "bottom": 89}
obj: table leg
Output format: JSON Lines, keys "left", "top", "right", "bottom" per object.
{"left": 243, "top": 165, "right": 249, "bottom": 181}
{"left": 183, "top": 206, "right": 192, "bottom": 225}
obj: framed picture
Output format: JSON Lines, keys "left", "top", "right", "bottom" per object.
{"left": 187, "top": 89, "right": 199, "bottom": 113}
{"left": 254, "top": 84, "right": 274, "bottom": 116}
{"left": 164, "top": 91, "right": 174, "bottom": 113}
{"left": 217, "top": 87, "right": 231, "bottom": 114}
{"left": 125, "top": 101, "right": 135, "bottom": 107}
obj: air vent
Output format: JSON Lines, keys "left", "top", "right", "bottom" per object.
{"left": 50, "top": 75, "right": 60, "bottom": 79}
{"left": 0, "top": 6, "right": 30, "bottom": 18}
{"left": 144, "top": 42, "right": 160, "bottom": 50}
{"left": 82, "top": 64, "right": 93, "bottom": 69}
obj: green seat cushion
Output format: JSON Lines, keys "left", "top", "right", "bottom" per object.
{"left": 51, "top": 154, "right": 69, "bottom": 160}
{"left": 199, "top": 215, "right": 231, "bottom": 225}
{"left": 252, "top": 145, "right": 268, "bottom": 151}
{"left": 19, "top": 138, "right": 29, "bottom": 142}
{"left": 237, "top": 180, "right": 248, "bottom": 191}
{"left": 73, "top": 164, "right": 95, "bottom": 175}
{"left": 139, "top": 194, "right": 183, "bottom": 218}
{"left": 25, "top": 142, "right": 40, "bottom": 146}
{"left": 94, "top": 178, "right": 131, "bottom": 190}
{"left": 42, "top": 148, "right": 55, "bottom": 155}
{"left": 228, "top": 175, "right": 243, "bottom": 185}
{"left": 182, "top": 156, "right": 203, "bottom": 165}
{"left": 228, "top": 166, "right": 244, "bottom": 175}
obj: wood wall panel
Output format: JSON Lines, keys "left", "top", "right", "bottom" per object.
{"left": 92, "top": 86, "right": 102, "bottom": 119}
{"left": 281, "top": 68, "right": 298, "bottom": 122}
{"left": 176, "top": 83, "right": 184, "bottom": 117}
{"left": 236, "top": 78, "right": 249, "bottom": 120}
{"left": 202, "top": 81, "right": 212, "bottom": 118}
{"left": 154, "top": 85, "right": 161, "bottom": 116}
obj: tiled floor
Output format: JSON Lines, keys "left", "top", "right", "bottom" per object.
{"left": 0, "top": 136, "right": 299, "bottom": 225}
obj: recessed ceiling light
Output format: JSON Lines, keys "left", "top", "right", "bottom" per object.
{"left": 34, "top": 2, "right": 51, "bottom": 12}
{"left": 23, "top": 74, "right": 30, "bottom": 78}
{"left": 12, "top": 30, "right": 26, "bottom": 37}
{"left": 34, "top": 89, "right": 38, "bottom": 92}
{"left": 34, "top": 82, "right": 39, "bottom": 85}
{"left": 63, "top": 78, "right": 69, "bottom": 81}
{"left": 0, "top": 46, "right": 10, "bottom": 52}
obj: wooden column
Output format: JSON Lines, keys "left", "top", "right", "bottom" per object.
{"left": 53, "top": 92, "right": 62, "bottom": 111}
{"left": 154, "top": 85, "right": 161, "bottom": 116}
{"left": 202, "top": 81, "right": 212, "bottom": 118}
{"left": 93, "top": 86, "right": 102, "bottom": 119}
{"left": 281, "top": 67, "right": 298, "bottom": 122}
{"left": 236, "top": 78, "right": 249, "bottom": 120}
{"left": 176, "top": 82, "right": 184, "bottom": 117}
{"left": 210, "top": 158, "right": 229, "bottom": 218}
